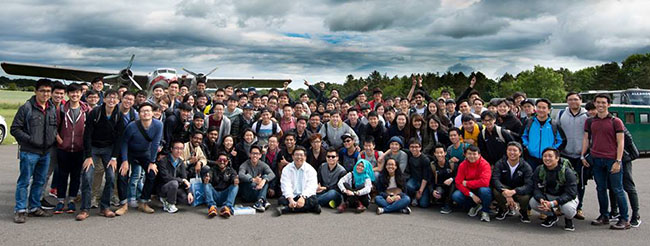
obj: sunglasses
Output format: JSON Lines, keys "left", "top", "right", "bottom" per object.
{"left": 344, "top": 139, "right": 353, "bottom": 143}
{"left": 217, "top": 158, "right": 228, "bottom": 163}
{"left": 326, "top": 155, "right": 337, "bottom": 159}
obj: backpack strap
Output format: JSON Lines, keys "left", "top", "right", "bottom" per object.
{"left": 255, "top": 121, "right": 262, "bottom": 134}
{"left": 558, "top": 109, "right": 566, "bottom": 122}
{"left": 136, "top": 120, "right": 153, "bottom": 142}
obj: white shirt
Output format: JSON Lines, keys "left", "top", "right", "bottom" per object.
{"left": 280, "top": 162, "right": 318, "bottom": 198}
{"left": 508, "top": 161, "right": 520, "bottom": 179}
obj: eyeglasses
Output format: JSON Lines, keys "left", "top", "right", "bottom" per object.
{"left": 250, "top": 152, "right": 261, "bottom": 156}
{"left": 37, "top": 89, "right": 52, "bottom": 93}
{"left": 326, "top": 155, "right": 337, "bottom": 159}
{"left": 172, "top": 147, "right": 184, "bottom": 150}
{"left": 217, "top": 158, "right": 228, "bottom": 163}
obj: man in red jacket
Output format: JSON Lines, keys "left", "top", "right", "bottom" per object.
{"left": 452, "top": 145, "right": 492, "bottom": 222}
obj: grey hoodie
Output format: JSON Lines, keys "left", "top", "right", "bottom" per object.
{"left": 557, "top": 107, "right": 588, "bottom": 158}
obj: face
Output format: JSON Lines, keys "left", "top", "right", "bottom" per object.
{"left": 506, "top": 146, "right": 521, "bottom": 161}
{"left": 268, "top": 137, "right": 279, "bottom": 149}
{"left": 542, "top": 150, "right": 559, "bottom": 168}
{"left": 368, "top": 116, "right": 378, "bottom": 127}
{"left": 279, "top": 96, "right": 289, "bottom": 106}
{"left": 52, "top": 89, "right": 65, "bottom": 103}
{"left": 122, "top": 95, "right": 135, "bottom": 109}
{"left": 208, "top": 130, "right": 218, "bottom": 143}
{"left": 587, "top": 108, "right": 597, "bottom": 117}
{"left": 244, "top": 131, "right": 254, "bottom": 143}
{"left": 300, "top": 94, "right": 309, "bottom": 103}
{"left": 326, "top": 152, "right": 338, "bottom": 165}
{"left": 193, "top": 117, "right": 204, "bottom": 129}
{"left": 396, "top": 115, "right": 407, "bottom": 127}
{"left": 92, "top": 81, "right": 103, "bottom": 91}
{"left": 268, "top": 99, "right": 278, "bottom": 110}
{"left": 217, "top": 155, "right": 229, "bottom": 170}
{"left": 296, "top": 120, "right": 306, "bottom": 132}
{"left": 385, "top": 111, "right": 395, "bottom": 122}
{"left": 414, "top": 94, "right": 423, "bottom": 105}
{"left": 522, "top": 104, "right": 535, "bottom": 115}
{"left": 180, "top": 110, "right": 192, "bottom": 121}
{"left": 343, "top": 137, "right": 353, "bottom": 148}
{"left": 261, "top": 96, "right": 268, "bottom": 105}
{"left": 171, "top": 142, "right": 184, "bottom": 159}
{"left": 136, "top": 94, "right": 147, "bottom": 104}
{"left": 385, "top": 160, "right": 397, "bottom": 174}
{"left": 348, "top": 111, "right": 358, "bottom": 122}
{"left": 223, "top": 137, "right": 233, "bottom": 148}
{"left": 322, "top": 113, "right": 330, "bottom": 122}
{"left": 326, "top": 103, "right": 335, "bottom": 111}
{"left": 363, "top": 141, "right": 375, "bottom": 152}
{"left": 213, "top": 105, "right": 224, "bottom": 118}
{"left": 594, "top": 97, "right": 609, "bottom": 113}
{"left": 400, "top": 100, "right": 409, "bottom": 109}
{"left": 428, "top": 102, "right": 437, "bottom": 114}
{"left": 358, "top": 94, "right": 367, "bottom": 103}
{"left": 253, "top": 97, "right": 261, "bottom": 107}
{"left": 567, "top": 94, "right": 582, "bottom": 110}
{"left": 409, "top": 143, "right": 421, "bottom": 156}
{"left": 355, "top": 162, "right": 365, "bottom": 173}
{"left": 285, "top": 136, "right": 295, "bottom": 148}
{"left": 434, "top": 148, "right": 446, "bottom": 161}
{"left": 465, "top": 150, "right": 479, "bottom": 163}
{"left": 459, "top": 102, "right": 470, "bottom": 114}
{"left": 311, "top": 137, "right": 322, "bottom": 149}
{"left": 412, "top": 119, "right": 422, "bottom": 129}
{"left": 139, "top": 105, "right": 153, "bottom": 121}
{"left": 294, "top": 104, "right": 303, "bottom": 115}
{"left": 373, "top": 93, "right": 382, "bottom": 101}
{"left": 180, "top": 86, "right": 189, "bottom": 96}
{"left": 168, "top": 83, "right": 179, "bottom": 96}
{"left": 482, "top": 116, "right": 495, "bottom": 130}
{"left": 283, "top": 107, "right": 293, "bottom": 118}
{"left": 428, "top": 118, "right": 439, "bottom": 130}
{"left": 118, "top": 88, "right": 127, "bottom": 98}
{"left": 497, "top": 103, "right": 509, "bottom": 116}
{"left": 35, "top": 86, "right": 52, "bottom": 104}
{"left": 227, "top": 99, "right": 238, "bottom": 109}
{"left": 309, "top": 116, "right": 320, "bottom": 128}
{"left": 191, "top": 134, "right": 203, "bottom": 147}
{"left": 261, "top": 111, "right": 271, "bottom": 122}
{"left": 515, "top": 96, "right": 524, "bottom": 105}
{"left": 449, "top": 131, "right": 459, "bottom": 144}
{"left": 214, "top": 92, "right": 225, "bottom": 102}
{"left": 390, "top": 142, "right": 400, "bottom": 152}
{"left": 462, "top": 120, "right": 475, "bottom": 132}
{"left": 153, "top": 88, "right": 164, "bottom": 99}
{"left": 446, "top": 103, "right": 455, "bottom": 114}
{"left": 81, "top": 84, "right": 89, "bottom": 94}
{"left": 86, "top": 94, "right": 99, "bottom": 105}
{"left": 331, "top": 90, "right": 339, "bottom": 98}
{"left": 330, "top": 113, "right": 340, "bottom": 124}
{"left": 196, "top": 83, "right": 206, "bottom": 92}
{"left": 441, "top": 92, "right": 450, "bottom": 99}
{"left": 250, "top": 147, "right": 262, "bottom": 162}
{"left": 197, "top": 97, "right": 207, "bottom": 107}
{"left": 293, "top": 150, "right": 305, "bottom": 165}
{"left": 376, "top": 105, "right": 385, "bottom": 115}
{"left": 67, "top": 90, "right": 82, "bottom": 103}
{"left": 536, "top": 102, "right": 549, "bottom": 118}
{"left": 473, "top": 100, "right": 483, "bottom": 111}
{"left": 225, "top": 87, "right": 233, "bottom": 96}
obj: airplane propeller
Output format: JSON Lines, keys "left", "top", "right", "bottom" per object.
{"left": 182, "top": 66, "right": 218, "bottom": 83}
{"left": 103, "top": 54, "right": 142, "bottom": 90}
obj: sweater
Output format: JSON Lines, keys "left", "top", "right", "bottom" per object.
{"left": 317, "top": 163, "right": 347, "bottom": 191}
{"left": 454, "top": 157, "right": 491, "bottom": 196}
{"left": 238, "top": 160, "right": 276, "bottom": 184}
{"left": 318, "top": 121, "right": 358, "bottom": 149}
{"left": 556, "top": 107, "right": 588, "bottom": 158}
{"left": 120, "top": 119, "right": 163, "bottom": 163}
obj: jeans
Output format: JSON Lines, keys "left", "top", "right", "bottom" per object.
{"left": 239, "top": 182, "right": 268, "bottom": 203}
{"left": 159, "top": 180, "right": 189, "bottom": 205}
{"left": 117, "top": 154, "right": 155, "bottom": 203}
{"left": 530, "top": 195, "right": 578, "bottom": 219}
{"left": 42, "top": 147, "right": 58, "bottom": 197}
{"left": 317, "top": 189, "right": 342, "bottom": 207}
{"left": 610, "top": 160, "right": 640, "bottom": 218}
{"left": 406, "top": 178, "right": 430, "bottom": 208}
{"left": 376, "top": 193, "right": 410, "bottom": 213}
{"left": 204, "top": 184, "right": 238, "bottom": 210}
{"left": 81, "top": 146, "right": 115, "bottom": 210}
{"left": 592, "top": 157, "right": 629, "bottom": 221}
{"left": 55, "top": 149, "right": 83, "bottom": 200}
{"left": 15, "top": 151, "right": 50, "bottom": 212}
{"left": 127, "top": 164, "right": 144, "bottom": 203}
{"left": 451, "top": 187, "right": 492, "bottom": 213}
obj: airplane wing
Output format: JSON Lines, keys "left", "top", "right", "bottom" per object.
{"left": 1, "top": 61, "right": 148, "bottom": 88}
{"left": 205, "top": 78, "right": 291, "bottom": 89}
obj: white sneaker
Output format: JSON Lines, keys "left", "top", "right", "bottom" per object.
{"left": 481, "top": 212, "right": 491, "bottom": 222}
{"left": 128, "top": 200, "right": 139, "bottom": 208}
{"left": 468, "top": 204, "right": 482, "bottom": 217}
{"left": 160, "top": 198, "right": 170, "bottom": 212}
{"left": 167, "top": 204, "right": 178, "bottom": 213}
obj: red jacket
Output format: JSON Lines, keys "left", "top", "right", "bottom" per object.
{"left": 455, "top": 156, "right": 491, "bottom": 196}
{"left": 57, "top": 101, "right": 90, "bottom": 152}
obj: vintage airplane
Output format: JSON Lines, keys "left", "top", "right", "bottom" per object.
{"left": 0, "top": 55, "right": 291, "bottom": 90}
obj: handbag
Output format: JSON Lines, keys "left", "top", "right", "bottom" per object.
{"left": 190, "top": 174, "right": 206, "bottom": 207}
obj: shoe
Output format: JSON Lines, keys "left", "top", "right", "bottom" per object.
{"left": 66, "top": 203, "right": 76, "bottom": 214}
{"left": 574, "top": 209, "right": 585, "bottom": 220}
{"left": 90, "top": 201, "right": 99, "bottom": 209}
{"left": 356, "top": 202, "right": 366, "bottom": 213}
{"left": 219, "top": 206, "right": 231, "bottom": 218}
{"left": 115, "top": 204, "right": 128, "bottom": 216}
{"left": 40, "top": 198, "right": 55, "bottom": 209}
{"left": 208, "top": 206, "right": 218, "bottom": 218}
{"left": 274, "top": 206, "right": 284, "bottom": 217}
{"left": 440, "top": 205, "right": 452, "bottom": 214}
{"left": 76, "top": 210, "right": 89, "bottom": 221}
{"left": 54, "top": 203, "right": 65, "bottom": 214}
{"left": 468, "top": 204, "right": 482, "bottom": 217}
{"left": 508, "top": 209, "right": 516, "bottom": 216}
{"left": 402, "top": 207, "right": 411, "bottom": 214}
{"left": 411, "top": 199, "right": 418, "bottom": 207}
{"left": 591, "top": 215, "right": 610, "bottom": 226}
{"left": 539, "top": 213, "right": 547, "bottom": 220}
{"left": 631, "top": 216, "right": 642, "bottom": 228}
{"left": 160, "top": 198, "right": 170, "bottom": 212}
{"left": 337, "top": 202, "right": 347, "bottom": 213}
{"left": 14, "top": 212, "right": 26, "bottom": 223}
{"left": 541, "top": 215, "right": 559, "bottom": 228}
{"left": 49, "top": 188, "right": 57, "bottom": 197}
{"left": 564, "top": 218, "right": 575, "bottom": 231}
{"left": 520, "top": 213, "right": 531, "bottom": 223}
{"left": 496, "top": 209, "right": 507, "bottom": 221}
{"left": 264, "top": 200, "right": 271, "bottom": 210}
{"left": 128, "top": 200, "right": 138, "bottom": 208}
{"left": 99, "top": 208, "right": 115, "bottom": 218}
{"left": 28, "top": 208, "right": 52, "bottom": 217}
{"left": 610, "top": 220, "right": 631, "bottom": 230}
{"left": 376, "top": 207, "right": 384, "bottom": 215}
{"left": 167, "top": 204, "right": 178, "bottom": 213}
{"left": 313, "top": 204, "right": 322, "bottom": 214}
{"left": 138, "top": 203, "right": 154, "bottom": 214}
{"left": 253, "top": 200, "right": 265, "bottom": 212}
{"left": 480, "top": 212, "right": 490, "bottom": 222}
{"left": 328, "top": 200, "right": 336, "bottom": 209}
{"left": 609, "top": 212, "right": 620, "bottom": 222}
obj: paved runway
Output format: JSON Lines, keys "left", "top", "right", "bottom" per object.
{"left": 0, "top": 145, "right": 648, "bottom": 246}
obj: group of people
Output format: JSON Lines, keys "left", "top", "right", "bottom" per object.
{"left": 10, "top": 76, "right": 641, "bottom": 232}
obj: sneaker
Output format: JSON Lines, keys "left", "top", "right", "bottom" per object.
{"left": 564, "top": 218, "right": 575, "bottom": 231}
{"left": 508, "top": 208, "right": 517, "bottom": 216}
{"left": 591, "top": 215, "right": 610, "bottom": 226}
{"left": 76, "top": 210, "right": 89, "bottom": 221}
{"left": 440, "top": 205, "right": 452, "bottom": 214}
{"left": 496, "top": 209, "right": 508, "bottom": 221}
{"left": 541, "top": 215, "right": 559, "bottom": 228}
{"left": 631, "top": 216, "right": 642, "bottom": 228}
{"left": 160, "top": 198, "right": 170, "bottom": 212}
{"left": 138, "top": 203, "right": 154, "bottom": 214}
{"left": 49, "top": 188, "right": 58, "bottom": 197}
{"left": 401, "top": 207, "right": 411, "bottom": 214}
{"left": 14, "top": 212, "right": 26, "bottom": 223}
{"left": 574, "top": 209, "right": 585, "bottom": 220}
{"left": 28, "top": 208, "right": 52, "bottom": 217}
{"left": 610, "top": 220, "right": 631, "bottom": 230}
{"left": 264, "top": 200, "right": 271, "bottom": 210}
{"left": 111, "top": 196, "right": 121, "bottom": 207}
{"left": 66, "top": 203, "right": 76, "bottom": 214}
{"left": 313, "top": 204, "right": 322, "bottom": 214}
{"left": 90, "top": 201, "right": 99, "bottom": 209}
{"left": 219, "top": 206, "right": 231, "bottom": 218}
{"left": 337, "top": 202, "right": 347, "bottom": 213}
{"left": 115, "top": 204, "right": 128, "bottom": 216}
{"left": 480, "top": 212, "right": 490, "bottom": 222}
{"left": 208, "top": 206, "right": 218, "bottom": 218}
{"left": 468, "top": 204, "right": 482, "bottom": 217}
{"left": 328, "top": 200, "right": 337, "bottom": 209}
{"left": 166, "top": 204, "right": 178, "bottom": 213}
{"left": 376, "top": 207, "right": 384, "bottom": 215}
{"left": 411, "top": 199, "right": 418, "bottom": 207}
{"left": 54, "top": 203, "right": 65, "bottom": 214}
{"left": 128, "top": 200, "right": 138, "bottom": 208}
{"left": 40, "top": 198, "right": 55, "bottom": 209}
{"left": 520, "top": 213, "right": 531, "bottom": 223}
{"left": 253, "top": 200, "right": 265, "bottom": 212}
{"left": 356, "top": 202, "right": 367, "bottom": 213}
{"left": 99, "top": 208, "right": 115, "bottom": 218}
{"left": 610, "top": 212, "right": 620, "bottom": 222}
{"left": 274, "top": 206, "right": 285, "bottom": 217}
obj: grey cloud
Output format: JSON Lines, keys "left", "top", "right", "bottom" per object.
{"left": 447, "top": 63, "right": 474, "bottom": 75}
{"left": 175, "top": 0, "right": 213, "bottom": 18}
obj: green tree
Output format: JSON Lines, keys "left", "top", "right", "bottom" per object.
{"left": 621, "top": 53, "right": 650, "bottom": 89}
{"left": 516, "top": 65, "right": 566, "bottom": 102}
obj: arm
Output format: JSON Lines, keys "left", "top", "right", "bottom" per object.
{"left": 9, "top": 106, "right": 31, "bottom": 144}
{"left": 238, "top": 163, "right": 253, "bottom": 183}
{"left": 343, "top": 90, "right": 363, "bottom": 104}
{"left": 120, "top": 126, "right": 131, "bottom": 161}
{"left": 83, "top": 109, "right": 95, "bottom": 158}
{"left": 280, "top": 167, "right": 294, "bottom": 198}
{"left": 454, "top": 162, "right": 470, "bottom": 196}
{"left": 356, "top": 178, "right": 373, "bottom": 196}
{"left": 556, "top": 169, "right": 578, "bottom": 205}
{"left": 491, "top": 163, "right": 505, "bottom": 193}
{"left": 337, "top": 173, "right": 351, "bottom": 193}
{"left": 531, "top": 168, "right": 544, "bottom": 202}
{"left": 262, "top": 163, "right": 276, "bottom": 182}
{"left": 163, "top": 117, "right": 175, "bottom": 150}
{"left": 514, "top": 163, "right": 534, "bottom": 195}
{"left": 302, "top": 168, "right": 318, "bottom": 197}
{"left": 149, "top": 122, "right": 164, "bottom": 163}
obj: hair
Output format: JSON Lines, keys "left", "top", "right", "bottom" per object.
{"left": 66, "top": 83, "right": 82, "bottom": 93}
{"left": 363, "top": 136, "right": 375, "bottom": 145}
{"left": 207, "top": 126, "right": 219, "bottom": 134}
{"left": 293, "top": 145, "right": 307, "bottom": 155}
{"left": 284, "top": 131, "right": 296, "bottom": 140}
{"left": 309, "top": 112, "right": 321, "bottom": 119}
{"left": 177, "top": 103, "right": 192, "bottom": 112}
{"left": 566, "top": 91, "right": 582, "bottom": 100}
{"left": 585, "top": 101, "right": 596, "bottom": 111}
{"left": 461, "top": 114, "right": 475, "bottom": 123}
{"left": 507, "top": 141, "right": 523, "bottom": 153}
{"left": 448, "top": 127, "right": 462, "bottom": 136}
{"left": 138, "top": 102, "right": 154, "bottom": 112}
{"left": 594, "top": 93, "right": 612, "bottom": 104}
{"left": 347, "top": 108, "right": 358, "bottom": 114}
{"left": 408, "top": 138, "right": 421, "bottom": 147}
{"left": 34, "top": 79, "right": 51, "bottom": 91}
{"left": 191, "top": 131, "right": 204, "bottom": 138}
{"left": 464, "top": 145, "right": 480, "bottom": 154}
{"left": 308, "top": 133, "right": 323, "bottom": 143}
{"left": 104, "top": 89, "right": 119, "bottom": 98}
{"left": 168, "top": 80, "right": 179, "bottom": 87}
{"left": 330, "top": 109, "right": 340, "bottom": 115}
{"left": 512, "top": 91, "right": 526, "bottom": 99}
{"left": 480, "top": 110, "right": 496, "bottom": 120}
{"left": 380, "top": 157, "right": 405, "bottom": 189}
{"left": 457, "top": 99, "right": 470, "bottom": 107}
{"left": 535, "top": 98, "right": 552, "bottom": 108}
{"left": 91, "top": 77, "right": 103, "bottom": 84}
{"left": 242, "top": 128, "right": 256, "bottom": 138}
{"left": 52, "top": 81, "right": 66, "bottom": 91}
{"left": 85, "top": 90, "right": 98, "bottom": 97}
{"left": 296, "top": 116, "right": 308, "bottom": 123}
{"left": 122, "top": 91, "right": 135, "bottom": 99}
{"left": 152, "top": 84, "right": 166, "bottom": 91}
{"left": 182, "top": 94, "right": 194, "bottom": 104}
{"left": 326, "top": 147, "right": 338, "bottom": 155}
{"left": 170, "top": 138, "right": 185, "bottom": 148}
{"left": 212, "top": 101, "right": 225, "bottom": 109}
{"left": 136, "top": 90, "right": 148, "bottom": 97}
{"left": 433, "top": 143, "right": 446, "bottom": 152}
{"left": 542, "top": 147, "right": 560, "bottom": 158}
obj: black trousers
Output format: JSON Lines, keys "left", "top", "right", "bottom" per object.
{"left": 278, "top": 195, "right": 319, "bottom": 213}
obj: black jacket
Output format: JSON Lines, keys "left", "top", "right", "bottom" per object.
{"left": 156, "top": 156, "right": 188, "bottom": 188}
{"left": 498, "top": 112, "right": 523, "bottom": 141}
{"left": 361, "top": 123, "right": 388, "bottom": 151}
{"left": 422, "top": 128, "right": 451, "bottom": 156}
{"left": 477, "top": 125, "right": 514, "bottom": 165}
{"left": 11, "top": 96, "right": 57, "bottom": 155}
{"left": 532, "top": 160, "right": 578, "bottom": 205}
{"left": 163, "top": 110, "right": 189, "bottom": 151}
{"left": 83, "top": 104, "right": 125, "bottom": 159}
{"left": 206, "top": 165, "right": 237, "bottom": 191}
{"left": 230, "top": 113, "right": 255, "bottom": 141}
{"left": 491, "top": 157, "right": 533, "bottom": 195}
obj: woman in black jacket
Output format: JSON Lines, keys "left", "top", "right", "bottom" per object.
{"left": 232, "top": 129, "right": 257, "bottom": 172}
{"left": 495, "top": 99, "right": 523, "bottom": 141}
{"left": 375, "top": 158, "right": 412, "bottom": 214}
{"left": 422, "top": 115, "right": 451, "bottom": 157}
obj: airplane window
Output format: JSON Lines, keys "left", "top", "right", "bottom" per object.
{"left": 641, "top": 113, "right": 649, "bottom": 124}
{"left": 624, "top": 112, "right": 635, "bottom": 124}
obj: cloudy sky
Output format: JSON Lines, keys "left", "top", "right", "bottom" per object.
{"left": 1, "top": 0, "right": 649, "bottom": 88}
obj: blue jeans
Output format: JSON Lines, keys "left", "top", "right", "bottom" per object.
{"left": 317, "top": 189, "right": 342, "bottom": 207}
{"left": 239, "top": 182, "right": 268, "bottom": 203}
{"left": 127, "top": 164, "right": 144, "bottom": 203}
{"left": 376, "top": 193, "right": 411, "bottom": 213}
{"left": 451, "top": 187, "right": 492, "bottom": 213}
{"left": 592, "top": 157, "right": 629, "bottom": 221}
{"left": 81, "top": 146, "right": 116, "bottom": 210}
{"left": 15, "top": 151, "right": 50, "bottom": 213}
{"left": 406, "top": 178, "right": 430, "bottom": 208}
{"left": 204, "top": 184, "right": 238, "bottom": 210}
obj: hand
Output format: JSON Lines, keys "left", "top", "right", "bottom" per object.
{"left": 303, "top": 79, "right": 310, "bottom": 86}
{"left": 319, "top": 83, "right": 325, "bottom": 90}
{"left": 187, "top": 193, "right": 194, "bottom": 204}
{"left": 56, "top": 135, "right": 63, "bottom": 145}
{"left": 386, "top": 196, "right": 394, "bottom": 203}
{"left": 465, "top": 139, "right": 475, "bottom": 145}
{"left": 506, "top": 197, "right": 516, "bottom": 209}
{"left": 296, "top": 196, "right": 305, "bottom": 208}
{"left": 283, "top": 81, "right": 289, "bottom": 89}
{"left": 107, "top": 159, "right": 117, "bottom": 172}
{"left": 433, "top": 190, "right": 441, "bottom": 199}
{"left": 252, "top": 176, "right": 262, "bottom": 185}
{"left": 360, "top": 85, "right": 368, "bottom": 92}
{"left": 255, "top": 179, "right": 266, "bottom": 190}
{"left": 450, "top": 157, "right": 459, "bottom": 163}
{"left": 119, "top": 161, "right": 129, "bottom": 177}
{"left": 183, "top": 179, "right": 191, "bottom": 188}
{"left": 195, "top": 163, "right": 202, "bottom": 174}
{"left": 416, "top": 190, "right": 423, "bottom": 199}
{"left": 610, "top": 161, "right": 621, "bottom": 174}
{"left": 345, "top": 190, "right": 354, "bottom": 196}
{"left": 470, "top": 76, "right": 476, "bottom": 88}
{"left": 288, "top": 198, "right": 297, "bottom": 208}
{"left": 503, "top": 189, "right": 515, "bottom": 198}
{"left": 148, "top": 163, "right": 158, "bottom": 175}
{"left": 231, "top": 150, "right": 237, "bottom": 157}
{"left": 82, "top": 157, "right": 94, "bottom": 173}
{"left": 462, "top": 180, "right": 467, "bottom": 187}
{"left": 411, "top": 76, "right": 417, "bottom": 86}
{"left": 443, "top": 178, "right": 453, "bottom": 186}
{"left": 418, "top": 75, "right": 423, "bottom": 85}
{"left": 317, "top": 186, "right": 326, "bottom": 193}
{"left": 355, "top": 145, "right": 361, "bottom": 153}
{"left": 581, "top": 159, "right": 590, "bottom": 167}
{"left": 234, "top": 177, "right": 240, "bottom": 185}
{"left": 471, "top": 194, "right": 481, "bottom": 204}
{"left": 394, "top": 195, "right": 401, "bottom": 202}
{"left": 189, "top": 156, "right": 198, "bottom": 164}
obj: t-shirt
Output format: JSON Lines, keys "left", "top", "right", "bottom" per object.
{"left": 586, "top": 115, "right": 624, "bottom": 159}
{"left": 388, "top": 176, "right": 397, "bottom": 189}
{"left": 252, "top": 121, "right": 281, "bottom": 145}
{"left": 69, "top": 107, "right": 81, "bottom": 122}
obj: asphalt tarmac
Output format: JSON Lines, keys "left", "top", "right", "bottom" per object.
{"left": 0, "top": 145, "right": 648, "bottom": 246}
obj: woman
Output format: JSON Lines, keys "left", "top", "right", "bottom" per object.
{"left": 262, "top": 135, "right": 282, "bottom": 197}
{"left": 375, "top": 158, "right": 411, "bottom": 214}
{"left": 374, "top": 103, "right": 386, "bottom": 125}
{"left": 336, "top": 160, "right": 375, "bottom": 213}
{"left": 388, "top": 112, "right": 409, "bottom": 142}
{"left": 233, "top": 129, "right": 257, "bottom": 171}
{"left": 422, "top": 115, "right": 451, "bottom": 156}
{"left": 406, "top": 114, "right": 425, "bottom": 142}
{"left": 307, "top": 133, "right": 327, "bottom": 170}
{"left": 495, "top": 99, "right": 523, "bottom": 140}
{"left": 217, "top": 135, "right": 237, "bottom": 162}
{"left": 424, "top": 100, "right": 451, "bottom": 128}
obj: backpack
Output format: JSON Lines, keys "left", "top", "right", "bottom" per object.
{"left": 254, "top": 121, "right": 278, "bottom": 136}
{"left": 360, "top": 150, "right": 379, "bottom": 161}
{"left": 481, "top": 125, "right": 505, "bottom": 143}
{"left": 585, "top": 116, "right": 640, "bottom": 161}
{"left": 538, "top": 158, "right": 576, "bottom": 191}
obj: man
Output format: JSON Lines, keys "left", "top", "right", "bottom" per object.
{"left": 238, "top": 145, "right": 275, "bottom": 212}
{"left": 207, "top": 102, "right": 231, "bottom": 145}
{"left": 203, "top": 152, "right": 239, "bottom": 218}
{"left": 360, "top": 111, "right": 388, "bottom": 150}
{"left": 530, "top": 148, "right": 578, "bottom": 231}
{"left": 344, "top": 108, "right": 365, "bottom": 137}
{"left": 459, "top": 114, "right": 484, "bottom": 147}
{"left": 117, "top": 85, "right": 128, "bottom": 100}
{"left": 408, "top": 90, "right": 427, "bottom": 116}
{"left": 163, "top": 103, "right": 193, "bottom": 150}
{"left": 43, "top": 81, "right": 66, "bottom": 199}
{"left": 193, "top": 81, "right": 211, "bottom": 104}
{"left": 280, "top": 104, "right": 297, "bottom": 133}
{"left": 452, "top": 100, "right": 479, "bottom": 128}
{"left": 90, "top": 77, "right": 104, "bottom": 105}
{"left": 317, "top": 148, "right": 346, "bottom": 208}
{"left": 224, "top": 95, "right": 243, "bottom": 121}
{"left": 119, "top": 91, "right": 139, "bottom": 127}
{"left": 519, "top": 99, "right": 536, "bottom": 126}
{"left": 491, "top": 142, "right": 533, "bottom": 222}
{"left": 166, "top": 80, "right": 181, "bottom": 109}
{"left": 251, "top": 108, "right": 281, "bottom": 146}
{"left": 287, "top": 116, "right": 311, "bottom": 149}
{"left": 230, "top": 103, "right": 256, "bottom": 141}
{"left": 275, "top": 146, "right": 321, "bottom": 216}
{"left": 306, "top": 113, "right": 322, "bottom": 134}
{"left": 183, "top": 131, "right": 207, "bottom": 178}
{"left": 119, "top": 91, "right": 140, "bottom": 208}
{"left": 78, "top": 90, "right": 123, "bottom": 221}
{"left": 477, "top": 111, "right": 514, "bottom": 165}
{"left": 368, "top": 87, "right": 383, "bottom": 111}
{"left": 405, "top": 139, "right": 431, "bottom": 208}
{"left": 319, "top": 110, "right": 358, "bottom": 149}
{"left": 134, "top": 90, "right": 148, "bottom": 108}
{"left": 445, "top": 99, "right": 458, "bottom": 121}
{"left": 556, "top": 92, "right": 588, "bottom": 220}
{"left": 11, "top": 79, "right": 57, "bottom": 223}
{"left": 117, "top": 102, "right": 163, "bottom": 215}
{"left": 582, "top": 94, "right": 631, "bottom": 230}
{"left": 148, "top": 84, "right": 165, "bottom": 104}
{"left": 338, "top": 133, "right": 360, "bottom": 172}
{"left": 452, "top": 145, "right": 492, "bottom": 222}
{"left": 156, "top": 140, "right": 193, "bottom": 213}
{"left": 522, "top": 98, "right": 565, "bottom": 172}
{"left": 85, "top": 90, "right": 100, "bottom": 109}
{"left": 278, "top": 133, "right": 297, "bottom": 175}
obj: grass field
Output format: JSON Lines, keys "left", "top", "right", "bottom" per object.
{"left": 0, "top": 90, "right": 33, "bottom": 145}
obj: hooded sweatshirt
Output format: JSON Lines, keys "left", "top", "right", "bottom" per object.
{"left": 455, "top": 156, "right": 491, "bottom": 196}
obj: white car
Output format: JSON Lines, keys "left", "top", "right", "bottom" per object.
{"left": 0, "top": 115, "right": 7, "bottom": 144}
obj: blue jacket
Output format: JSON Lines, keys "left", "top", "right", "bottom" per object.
{"left": 522, "top": 117, "right": 564, "bottom": 159}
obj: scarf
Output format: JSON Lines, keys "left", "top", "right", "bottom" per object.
{"left": 353, "top": 159, "right": 375, "bottom": 186}
{"left": 463, "top": 123, "right": 480, "bottom": 146}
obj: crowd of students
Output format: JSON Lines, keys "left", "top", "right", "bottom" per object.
{"left": 10, "top": 76, "right": 641, "bottom": 231}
